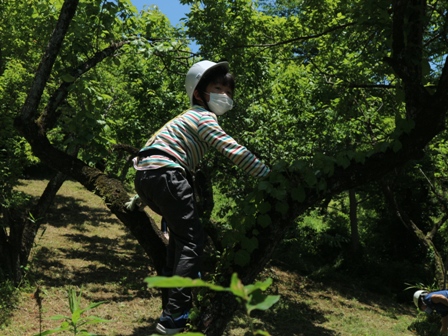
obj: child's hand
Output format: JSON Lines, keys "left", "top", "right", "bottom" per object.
{"left": 125, "top": 194, "right": 141, "bottom": 211}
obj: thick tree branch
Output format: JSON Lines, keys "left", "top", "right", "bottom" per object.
{"left": 418, "top": 168, "right": 448, "bottom": 215}
{"left": 15, "top": 121, "right": 167, "bottom": 273}
{"left": 40, "top": 41, "right": 129, "bottom": 132}
{"left": 427, "top": 215, "right": 448, "bottom": 241}
{"left": 19, "top": 0, "right": 79, "bottom": 124}
{"left": 112, "top": 143, "right": 139, "bottom": 156}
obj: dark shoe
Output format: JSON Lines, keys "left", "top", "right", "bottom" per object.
{"left": 155, "top": 311, "right": 189, "bottom": 335}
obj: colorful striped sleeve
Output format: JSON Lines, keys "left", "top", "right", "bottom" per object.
{"left": 198, "top": 113, "right": 270, "bottom": 177}
{"left": 134, "top": 108, "right": 210, "bottom": 173}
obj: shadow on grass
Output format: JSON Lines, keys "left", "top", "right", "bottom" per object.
{"left": 407, "top": 313, "right": 442, "bottom": 335}
{"left": 31, "top": 239, "right": 152, "bottom": 296}
{"left": 131, "top": 319, "right": 159, "bottom": 336}
{"left": 41, "top": 193, "right": 154, "bottom": 284}
{"left": 251, "top": 296, "right": 336, "bottom": 336}
{"left": 26, "top": 189, "right": 156, "bottom": 301}
{"left": 44, "top": 194, "right": 119, "bottom": 229}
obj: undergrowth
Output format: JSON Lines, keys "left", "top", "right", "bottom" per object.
{"left": 0, "top": 279, "right": 20, "bottom": 328}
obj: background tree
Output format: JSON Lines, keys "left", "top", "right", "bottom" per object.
{"left": 0, "top": 0, "right": 192, "bottom": 284}
{"left": 182, "top": 0, "right": 448, "bottom": 332}
{"left": 2, "top": 0, "right": 448, "bottom": 335}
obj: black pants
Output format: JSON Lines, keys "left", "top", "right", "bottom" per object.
{"left": 135, "top": 168, "right": 204, "bottom": 315}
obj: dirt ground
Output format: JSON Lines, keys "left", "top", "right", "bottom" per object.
{"left": 1, "top": 179, "right": 417, "bottom": 336}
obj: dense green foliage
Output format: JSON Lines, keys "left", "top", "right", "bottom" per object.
{"left": 181, "top": 0, "right": 448, "bottom": 297}
{"left": 2, "top": 0, "right": 448, "bottom": 333}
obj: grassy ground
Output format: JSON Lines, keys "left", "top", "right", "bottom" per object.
{"left": 0, "top": 179, "right": 419, "bottom": 335}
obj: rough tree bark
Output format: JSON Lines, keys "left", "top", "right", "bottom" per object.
{"left": 382, "top": 182, "right": 447, "bottom": 287}
{"left": 2, "top": 171, "right": 67, "bottom": 285}
{"left": 11, "top": 0, "right": 448, "bottom": 335}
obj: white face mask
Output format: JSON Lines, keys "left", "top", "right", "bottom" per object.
{"left": 206, "top": 92, "right": 234, "bottom": 115}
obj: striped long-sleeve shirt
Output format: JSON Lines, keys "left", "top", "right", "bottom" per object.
{"left": 133, "top": 106, "right": 270, "bottom": 177}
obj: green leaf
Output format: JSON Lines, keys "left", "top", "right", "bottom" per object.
{"left": 72, "top": 309, "right": 81, "bottom": 324}
{"left": 61, "top": 73, "right": 76, "bottom": 83}
{"left": 241, "top": 236, "right": 259, "bottom": 253}
{"left": 257, "top": 214, "right": 271, "bottom": 227}
{"left": 245, "top": 278, "right": 273, "bottom": 294}
{"left": 303, "top": 172, "right": 318, "bottom": 186}
{"left": 145, "top": 276, "right": 227, "bottom": 292}
{"left": 244, "top": 203, "right": 256, "bottom": 216}
{"left": 317, "top": 179, "right": 327, "bottom": 191}
{"left": 291, "top": 186, "right": 306, "bottom": 202}
{"left": 275, "top": 201, "right": 289, "bottom": 215}
{"left": 272, "top": 188, "right": 287, "bottom": 200}
{"left": 84, "top": 301, "right": 107, "bottom": 311}
{"left": 258, "top": 201, "right": 271, "bottom": 214}
{"left": 392, "top": 139, "right": 402, "bottom": 152}
{"left": 258, "top": 180, "right": 272, "bottom": 191}
{"left": 229, "top": 273, "right": 248, "bottom": 300}
{"left": 234, "top": 249, "right": 251, "bottom": 267}
{"left": 247, "top": 290, "right": 280, "bottom": 314}
{"left": 290, "top": 159, "right": 306, "bottom": 171}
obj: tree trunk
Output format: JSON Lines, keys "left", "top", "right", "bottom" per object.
{"left": 20, "top": 172, "right": 68, "bottom": 277}
{"left": 197, "top": 203, "right": 292, "bottom": 335}
{"left": 444, "top": 255, "right": 448, "bottom": 289}
{"left": 349, "top": 189, "right": 360, "bottom": 254}
{"left": 0, "top": 171, "right": 68, "bottom": 284}
{"left": 382, "top": 182, "right": 446, "bottom": 287}
{"left": 1, "top": 208, "right": 23, "bottom": 285}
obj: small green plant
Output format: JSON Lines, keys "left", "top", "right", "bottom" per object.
{"left": 34, "top": 287, "right": 109, "bottom": 336}
{"left": 145, "top": 273, "right": 280, "bottom": 336}
{"left": 404, "top": 282, "right": 439, "bottom": 293}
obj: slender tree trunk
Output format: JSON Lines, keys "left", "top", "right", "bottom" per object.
{"left": 382, "top": 183, "right": 446, "bottom": 287}
{"left": 0, "top": 171, "right": 68, "bottom": 285}
{"left": 444, "top": 255, "right": 448, "bottom": 289}
{"left": 21, "top": 172, "right": 68, "bottom": 270}
{"left": 1, "top": 208, "right": 23, "bottom": 284}
{"left": 349, "top": 189, "right": 360, "bottom": 254}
